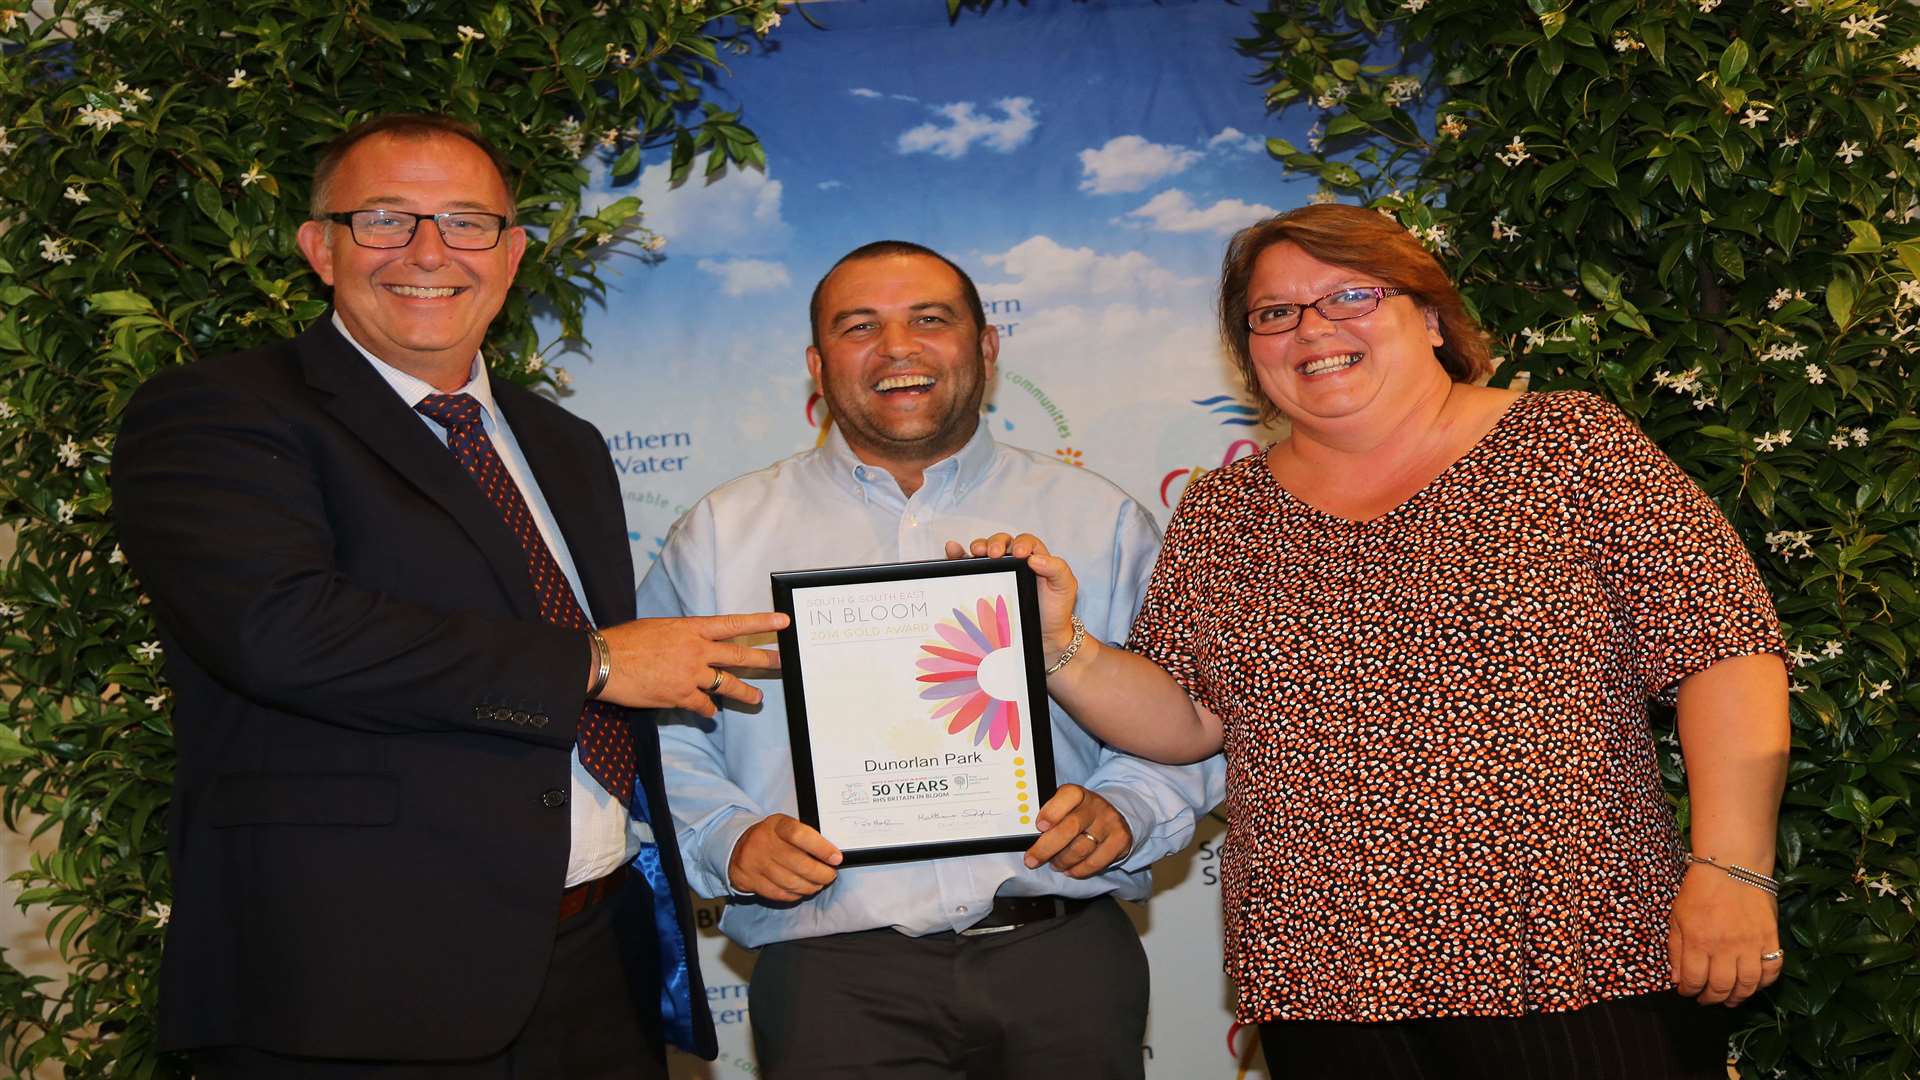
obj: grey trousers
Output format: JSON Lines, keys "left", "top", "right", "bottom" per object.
{"left": 747, "top": 895, "right": 1150, "bottom": 1080}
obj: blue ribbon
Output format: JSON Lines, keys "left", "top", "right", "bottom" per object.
{"left": 629, "top": 785, "right": 697, "bottom": 1053}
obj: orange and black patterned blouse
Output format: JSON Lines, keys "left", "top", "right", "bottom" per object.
{"left": 1127, "top": 391, "right": 1785, "bottom": 1024}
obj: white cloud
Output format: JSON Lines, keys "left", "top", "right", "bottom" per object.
{"left": 977, "top": 235, "right": 1207, "bottom": 304}
{"left": 696, "top": 257, "right": 793, "bottom": 297}
{"left": 850, "top": 87, "right": 882, "bottom": 99}
{"left": 890, "top": 93, "right": 920, "bottom": 103}
{"left": 1076, "top": 135, "right": 1202, "bottom": 194}
{"left": 1123, "top": 189, "right": 1279, "bottom": 235}
{"left": 1207, "top": 127, "right": 1264, "bottom": 153}
{"left": 897, "top": 98, "right": 1038, "bottom": 159}
{"left": 578, "top": 158, "right": 789, "bottom": 256}
{"left": 817, "top": 179, "right": 845, "bottom": 191}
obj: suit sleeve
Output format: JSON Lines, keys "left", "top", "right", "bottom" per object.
{"left": 112, "top": 364, "right": 587, "bottom": 743}
{"left": 1075, "top": 499, "right": 1227, "bottom": 869}
{"left": 639, "top": 499, "right": 767, "bottom": 898}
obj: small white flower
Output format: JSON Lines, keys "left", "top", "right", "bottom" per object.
{"left": 526, "top": 352, "right": 546, "bottom": 373}
{"left": 1693, "top": 395, "right": 1716, "bottom": 411}
{"left": 146, "top": 901, "right": 171, "bottom": 925}
{"left": 1305, "top": 123, "right": 1324, "bottom": 152}
{"left": 456, "top": 24, "right": 485, "bottom": 43}
{"left": 1788, "top": 645, "right": 1817, "bottom": 665}
{"left": 1782, "top": 132, "right": 1801, "bottom": 147}
{"left": 226, "top": 69, "right": 250, "bottom": 89}
{"left": 0, "top": 8, "right": 18, "bottom": 31}
{"left": 81, "top": 5, "right": 122, "bottom": 31}
{"left": 1836, "top": 141, "right": 1865, "bottom": 164}
{"left": 1521, "top": 327, "right": 1548, "bottom": 351}
{"left": 600, "top": 127, "right": 620, "bottom": 149}
{"left": 109, "top": 545, "right": 124, "bottom": 564}
{"left": 1491, "top": 214, "right": 1521, "bottom": 242}
{"left": 1399, "top": 0, "right": 1426, "bottom": 11}
{"left": 134, "top": 640, "right": 162, "bottom": 661}
{"left": 1822, "top": 640, "right": 1844, "bottom": 658}
{"left": 552, "top": 368, "right": 573, "bottom": 389}
{"left": 1740, "top": 107, "right": 1770, "bottom": 128}
{"left": 63, "top": 185, "right": 90, "bottom": 205}
{"left": 754, "top": 10, "right": 781, "bottom": 33}
{"left": 1419, "top": 224, "right": 1451, "bottom": 252}
{"left": 644, "top": 234, "right": 666, "bottom": 252}
{"left": 39, "top": 236, "right": 76, "bottom": 265}
{"left": 56, "top": 500, "right": 76, "bottom": 524}
{"left": 0, "top": 127, "right": 14, "bottom": 156}
{"left": 1437, "top": 114, "right": 1468, "bottom": 139}
{"left": 1613, "top": 32, "right": 1644, "bottom": 52}
{"left": 0, "top": 401, "right": 12, "bottom": 420}
{"left": 1830, "top": 432, "right": 1851, "bottom": 449}
{"left": 239, "top": 163, "right": 265, "bottom": 188}
{"left": 1805, "top": 363, "right": 1827, "bottom": 384}
{"left": 57, "top": 437, "right": 82, "bottom": 467}
{"left": 1902, "top": 46, "right": 1920, "bottom": 71}
{"left": 0, "top": 603, "right": 20, "bottom": 619}
{"left": 1308, "top": 189, "right": 1338, "bottom": 205}
{"left": 1753, "top": 431, "right": 1790, "bottom": 453}
{"left": 1767, "top": 287, "right": 1801, "bottom": 310}
{"left": 1839, "top": 11, "right": 1889, "bottom": 40}
{"left": 611, "top": 46, "right": 632, "bottom": 64}
{"left": 143, "top": 692, "right": 167, "bottom": 711}
{"left": 76, "top": 105, "right": 124, "bottom": 131}
{"left": 1698, "top": 0, "right": 1720, "bottom": 9}
{"left": 1868, "top": 680, "right": 1892, "bottom": 700}
{"left": 1496, "top": 136, "right": 1531, "bottom": 167}
{"left": 592, "top": 0, "right": 609, "bottom": 14}
{"left": 1384, "top": 76, "right": 1422, "bottom": 106}
{"left": 1867, "top": 875, "right": 1897, "bottom": 896}
{"left": 1852, "top": 426, "right": 1870, "bottom": 445}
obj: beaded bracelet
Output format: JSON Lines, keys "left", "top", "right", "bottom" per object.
{"left": 1685, "top": 853, "right": 1780, "bottom": 896}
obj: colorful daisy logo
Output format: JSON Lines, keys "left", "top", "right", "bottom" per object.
{"left": 916, "top": 595, "right": 1027, "bottom": 749}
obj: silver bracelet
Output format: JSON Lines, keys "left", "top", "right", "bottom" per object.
{"left": 585, "top": 627, "right": 613, "bottom": 699}
{"left": 1685, "top": 852, "right": 1780, "bottom": 896}
{"left": 1043, "top": 616, "right": 1086, "bottom": 676}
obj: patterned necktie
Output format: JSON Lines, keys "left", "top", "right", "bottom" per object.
{"left": 414, "top": 393, "right": 636, "bottom": 807}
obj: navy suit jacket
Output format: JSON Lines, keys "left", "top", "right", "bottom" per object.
{"left": 112, "top": 319, "right": 716, "bottom": 1061}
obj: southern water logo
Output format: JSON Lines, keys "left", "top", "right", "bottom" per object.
{"left": 604, "top": 427, "right": 692, "bottom": 475}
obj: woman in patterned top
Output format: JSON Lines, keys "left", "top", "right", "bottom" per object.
{"left": 951, "top": 205, "right": 1790, "bottom": 1078}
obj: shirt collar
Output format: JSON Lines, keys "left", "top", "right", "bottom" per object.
{"left": 821, "top": 417, "right": 997, "bottom": 502}
{"left": 331, "top": 311, "right": 499, "bottom": 427}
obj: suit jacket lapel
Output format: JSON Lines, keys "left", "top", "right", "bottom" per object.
{"left": 495, "top": 383, "right": 632, "bottom": 628}
{"left": 296, "top": 320, "right": 542, "bottom": 620}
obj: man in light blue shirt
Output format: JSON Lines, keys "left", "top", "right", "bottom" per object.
{"left": 637, "top": 240, "right": 1224, "bottom": 1079}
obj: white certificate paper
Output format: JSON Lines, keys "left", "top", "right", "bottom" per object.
{"left": 772, "top": 558, "right": 1057, "bottom": 864}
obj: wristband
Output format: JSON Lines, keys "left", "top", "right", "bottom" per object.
{"left": 585, "top": 627, "right": 613, "bottom": 699}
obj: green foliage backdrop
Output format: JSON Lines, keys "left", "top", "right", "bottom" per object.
{"left": 0, "top": 0, "right": 779, "bottom": 1074}
{"left": 1244, "top": 0, "right": 1919, "bottom": 1076}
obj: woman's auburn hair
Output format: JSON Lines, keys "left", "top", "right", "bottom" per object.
{"left": 1218, "top": 204, "right": 1493, "bottom": 422}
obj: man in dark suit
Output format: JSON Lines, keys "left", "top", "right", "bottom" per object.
{"left": 111, "top": 114, "right": 785, "bottom": 1077}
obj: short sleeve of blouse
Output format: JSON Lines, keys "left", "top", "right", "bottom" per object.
{"left": 1125, "top": 470, "right": 1226, "bottom": 711}
{"left": 1568, "top": 393, "right": 1787, "bottom": 702}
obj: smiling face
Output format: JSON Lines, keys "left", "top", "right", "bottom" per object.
{"left": 1245, "top": 242, "right": 1448, "bottom": 430}
{"left": 296, "top": 132, "right": 527, "bottom": 388}
{"left": 806, "top": 253, "right": 998, "bottom": 484}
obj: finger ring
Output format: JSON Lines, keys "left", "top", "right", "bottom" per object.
{"left": 1760, "top": 949, "right": 1784, "bottom": 962}
{"left": 1079, "top": 830, "right": 1100, "bottom": 844}
{"left": 704, "top": 671, "right": 725, "bottom": 693}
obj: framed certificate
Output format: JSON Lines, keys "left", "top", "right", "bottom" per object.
{"left": 771, "top": 557, "right": 1059, "bottom": 866}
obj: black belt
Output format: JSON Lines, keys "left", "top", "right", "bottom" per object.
{"left": 957, "top": 894, "right": 1093, "bottom": 937}
{"left": 557, "top": 865, "right": 628, "bottom": 922}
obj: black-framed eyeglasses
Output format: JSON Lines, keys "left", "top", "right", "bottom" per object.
{"left": 1247, "top": 286, "right": 1412, "bottom": 335}
{"left": 318, "top": 209, "right": 513, "bottom": 251}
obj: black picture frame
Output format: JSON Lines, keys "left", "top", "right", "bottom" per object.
{"left": 771, "top": 556, "right": 1059, "bottom": 866}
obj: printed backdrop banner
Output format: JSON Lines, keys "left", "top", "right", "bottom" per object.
{"left": 554, "top": 2, "right": 1313, "bottom": 1075}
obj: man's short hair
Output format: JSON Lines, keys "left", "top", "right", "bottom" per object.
{"left": 808, "top": 241, "right": 989, "bottom": 350}
{"left": 309, "top": 114, "right": 517, "bottom": 220}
